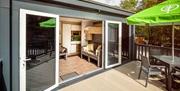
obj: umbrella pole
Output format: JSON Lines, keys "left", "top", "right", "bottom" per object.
{"left": 172, "top": 23, "right": 175, "bottom": 62}
{"left": 148, "top": 24, "right": 150, "bottom": 44}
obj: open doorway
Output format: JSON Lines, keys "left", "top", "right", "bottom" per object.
{"left": 59, "top": 17, "right": 103, "bottom": 81}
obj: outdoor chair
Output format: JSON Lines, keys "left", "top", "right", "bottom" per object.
{"left": 149, "top": 49, "right": 161, "bottom": 65}
{"left": 172, "top": 66, "right": 180, "bottom": 89}
{"left": 149, "top": 49, "right": 168, "bottom": 80}
{"left": 138, "top": 55, "right": 165, "bottom": 87}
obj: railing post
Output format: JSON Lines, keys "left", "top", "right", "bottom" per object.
{"left": 145, "top": 45, "right": 147, "bottom": 57}
{"left": 137, "top": 44, "right": 139, "bottom": 60}
{"left": 135, "top": 44, "right": 137, "bottom": 60}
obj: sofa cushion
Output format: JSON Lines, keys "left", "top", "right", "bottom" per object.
{"left": 87, "top": 44, "right": 94, "bottom": 52}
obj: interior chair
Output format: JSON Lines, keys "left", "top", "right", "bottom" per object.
{"left": 172, "top": 66, "right": 180, "bottom": 89}
{"left": 138, "top": 55, "right": 165, "bottom": 87}
{"left": 81, "top": 44, "right": 102, "bottom": 67}
{"left": 59, "top": 46, "right": 67, "bottom": 60}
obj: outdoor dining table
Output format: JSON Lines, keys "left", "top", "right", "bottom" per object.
{"left": 152, "top": 55, "right": 180, "bottom": 91}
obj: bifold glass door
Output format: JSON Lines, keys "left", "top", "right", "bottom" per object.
{"left": 105, "top": 21, "right": 122, "bottom": 68}
{"left": 19, "top": 9, "right": 59, "bottom": 91}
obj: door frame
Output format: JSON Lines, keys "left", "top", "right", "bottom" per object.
{"left": 105, "top": 20, "right": 122, "bottom": 69}
{"left": 19, "top": 9, "right": 59, "bottom": 91}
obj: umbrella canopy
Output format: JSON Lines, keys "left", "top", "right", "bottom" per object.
{"left": 39, "top": 18, "right": 56, "bottom": 28}
{"left": 126, "top": 0, "right": 180, "bottom": 62}
{"left": 127, "top": 0, "right": 180, "bottom": 25}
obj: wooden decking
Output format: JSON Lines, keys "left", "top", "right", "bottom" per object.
{"left": 58, "top": 61, "right": 180, "bottom": 91}
{"left": 60, "top": 56, "right": 99, "bottom": 76}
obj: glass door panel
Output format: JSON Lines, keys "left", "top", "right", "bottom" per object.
{"left": 105, "top": 21, "right": 122, "bottom": 68}
{"left": 26, "top": 14, "right": 56, "bottom": 91}
{"left": 20, "top": 9, "right": 59, "bottom": 91}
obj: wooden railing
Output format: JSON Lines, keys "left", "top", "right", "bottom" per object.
{"left": 122, "top": 48, "right": 129, "bottom": 58}
{"left": 27, "top": 48, "right": 48, "bottom": 57}
{"left": 26, "top": 41, "right": 54, "bottom": 60}
{"left": 135, "top": 44, "right": 180, "bottom": 60}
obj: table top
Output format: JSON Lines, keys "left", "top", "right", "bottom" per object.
{"left": 152, "top": 55, "right": 180, "bottom": 66}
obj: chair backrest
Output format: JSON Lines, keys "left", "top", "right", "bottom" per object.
{"left": 141, "top": 55, "right": 150, "bottom": 69}
{"left": 150, "top": 49, "right": 161, "bottom": 55}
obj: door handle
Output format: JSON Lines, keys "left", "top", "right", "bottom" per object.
{"left": 23, "top": 58, "right": 31, "bottom": 62}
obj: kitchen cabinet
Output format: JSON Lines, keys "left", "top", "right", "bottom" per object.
{"left": 71, "top": 25, "right": 81, "bottom": 31}
{"left": 62, "top": 24, "right": 81, "bottom": 55}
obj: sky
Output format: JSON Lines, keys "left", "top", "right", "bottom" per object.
{"left": 93, "top": 0, "right": 121, "bottom": 6}
{"left": 93, "top": 0, "right": 142, "bottom": 6}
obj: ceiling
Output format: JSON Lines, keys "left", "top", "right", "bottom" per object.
{"left": 60, "top": 17, "right": 83, "bottom": 23}
{"left": 60, "top": 17, "right": 100, "bottom": 23}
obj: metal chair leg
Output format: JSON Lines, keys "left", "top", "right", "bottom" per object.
{"left": 145, "top": 72, "right": 149, "bottom": 87}
{"left": 138, "top": 67, "right": 142, "bottom": 79}
{"left": 165, "top": 67, "right": 168, "bottom": 89}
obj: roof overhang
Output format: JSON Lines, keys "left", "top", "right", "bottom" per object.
{"left": 34, "top": 0, "right": 134, "bottom": 18}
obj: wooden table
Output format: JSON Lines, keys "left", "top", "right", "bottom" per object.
{"left": 152, "top": 55, "right": 180, "bottom": 91}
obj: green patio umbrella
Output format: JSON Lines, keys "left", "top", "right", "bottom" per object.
{"left": 127, "top": 0, "right": 180, "bottom": 62}
{"left": 39, "top": 18, "right": 56, "bottom": 28}
{"left": 127, "top": 0, "right": 180, "bottom": 25}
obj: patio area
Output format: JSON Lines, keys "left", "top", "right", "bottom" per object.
{"left": 58, "top": 61, "right": 180, "bottom": 91}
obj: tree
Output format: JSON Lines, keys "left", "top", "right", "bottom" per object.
{"left": 120, "top": 0, "right": 180, "bottom": 47}
{"left": 137, "top": 0, "right": 164, "bottom": 11}
{"left": 120, "top": 0, "right": 138, "bottom": 12}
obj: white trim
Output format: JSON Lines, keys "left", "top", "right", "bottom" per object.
{"left": 19, "top": 9, "right": 26, "bottom": 91}
{"left": 44, "top": 84, "right": 59, "bottom": 91}
{"left": 105, "top": 21, "right": 108, "bottom": 68}
{"left": 19, "top": 9, "right": 59, "bottom": 91}
{"left": 102, "top": 21, "right": 105, "bottom": 68}
{"left": 105, "top": 20, "right": 122, "bottom": 69}
{"left": 106, "top": 63, "right": 121, "bottom": 69}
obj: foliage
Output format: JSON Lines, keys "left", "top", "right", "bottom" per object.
{"left": 71, "top": 35, "right": 81, "bottom": 41}
{"left": 135, "top": 26, "right": 149, "bottom": 39}
{"left": 120, "top": 0, "right": 180, "bottom": 47}
{"left": 137, "top": 0, "right": 164, "bottom": 11}
{"left": 120, "top": 0, "right": 138, "bottom": 12}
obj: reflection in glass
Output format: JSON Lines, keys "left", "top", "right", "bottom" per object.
{"left": 108, "top": 23, "right": 119, "bottom": 65}
{"left": 26, "top": 14, "right": 55, "bottom": 91}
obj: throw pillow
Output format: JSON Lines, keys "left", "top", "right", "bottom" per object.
{"left": 87, "top": 44, "right": 94, "bottom": 51}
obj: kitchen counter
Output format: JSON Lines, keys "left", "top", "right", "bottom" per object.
{"left": 71, "top": 41, "right": 81, "bottom": 44}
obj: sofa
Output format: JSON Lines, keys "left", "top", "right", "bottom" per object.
{"left": 81, "top": 44, "right": 102, "bottom": 67}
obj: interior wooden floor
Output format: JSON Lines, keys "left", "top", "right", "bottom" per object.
{"left": 59, "top": 56, "right": 99, "bottom": 79}
{"left": 58, "top": 61, "right": 180, "bottom": 91}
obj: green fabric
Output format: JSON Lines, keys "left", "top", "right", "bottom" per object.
{"left": 127, "top": 0, "right": 180, "bottom": 25}
{"left": 39, "top": 18, "right": 56, "bottom": 28}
